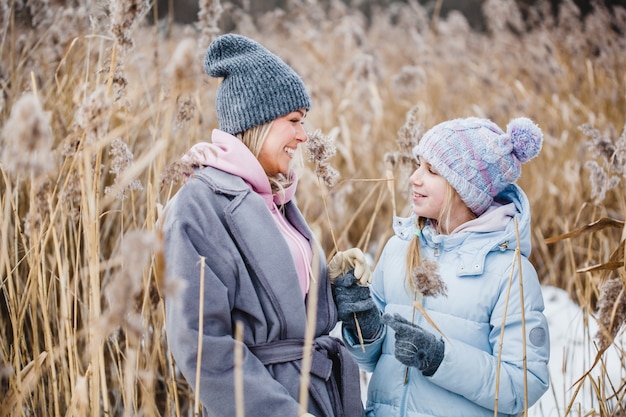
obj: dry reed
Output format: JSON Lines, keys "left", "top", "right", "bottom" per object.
{"left": 1, "top": 0, "right": 625, "bottom": 415}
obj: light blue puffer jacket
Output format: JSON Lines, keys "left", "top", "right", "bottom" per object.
{"left": 344, "top": 184, "right": 550, "bottom": 417}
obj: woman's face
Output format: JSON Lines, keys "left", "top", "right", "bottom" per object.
{"left": 258, "top": 110, "right": 307, "bottom": 176}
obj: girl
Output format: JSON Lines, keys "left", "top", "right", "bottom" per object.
{"left": 162, "top": 34, "right": 363, "bottom": 417}
{"left": 333, "top": 117, "right": 550, "bottom": 416}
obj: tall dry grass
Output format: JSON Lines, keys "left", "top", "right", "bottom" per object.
{"left": 0, "top": 0, "right": 625, "bottom": 415}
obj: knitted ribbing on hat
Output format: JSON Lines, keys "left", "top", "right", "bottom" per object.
{"left": 414, "top": 117, "right": 543, "bottom": 215}
{"left": 204, "top": 34, "right": 312, "bottom": 135}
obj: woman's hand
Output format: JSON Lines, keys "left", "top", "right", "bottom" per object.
{"left": 328, "top": 248, "right": 371, "bottom": 285}
{"left": 332, "top": 270, "right": 381, "bottom": 339}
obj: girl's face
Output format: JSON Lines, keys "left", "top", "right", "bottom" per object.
{"left": 258, "top": 110, "right": 307, "bottom": 176}
{"left": 409, "top": 156, "right": 474, "bottom": 233}
{"left": 410, "top": 157, "right": 448, "bottom": 220}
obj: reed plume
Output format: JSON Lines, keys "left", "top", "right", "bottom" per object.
{"left": 1, "top": 0, "right": 626, "bottom": 414}
{"left": 104, "top": 138, "right": 144, "bottom": 201}
{"left": 595, "top": 277, "right": 626, "bottom": 351}
{"left": 306, "top": 129, "right": 339, "bottom": 188}
{"left": 198, "top": 0, "right": 223, "bottom": 49}
{"left": 73, "top": 85, "right": 111, "bottom": 145}
{"left": 409, "top": 260, "right": 447, "bottom": 298}
{"left": 1, "top": 92, "right": 55, "bottom": 179}
{"left": 109, "top": 0, "right": 149, "bottom": 51}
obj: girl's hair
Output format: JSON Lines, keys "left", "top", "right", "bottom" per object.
{"left": 404, "top": 182, "right": 467, "bottom": 289}
{"left": 237, "top": 121, "right": 292, "bottom": 196}
{"left": 438, "top": 182, "right": 461, "bottom": 234}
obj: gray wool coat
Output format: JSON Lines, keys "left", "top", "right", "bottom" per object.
{"left": 162, "top": 166, "right": 364, "bottom": 417}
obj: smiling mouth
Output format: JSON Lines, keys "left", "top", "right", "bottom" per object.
{"left": 284, "top": 147, "right": 295, "bottom": 157}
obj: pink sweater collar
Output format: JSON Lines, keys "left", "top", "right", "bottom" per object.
{"left": 181, "top": 129, "right": 298, "bottom": 208}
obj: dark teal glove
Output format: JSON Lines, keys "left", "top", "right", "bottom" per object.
{"left": 332, "top": 270, "right": 381, "bottom": 339}
{"left": 382, "top": 313, "right": 444, "bottom": 376}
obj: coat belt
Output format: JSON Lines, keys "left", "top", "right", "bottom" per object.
{"left": 249, "top": 336, "right": 363, "bottom": 417}
{"left": 249, "top": 337, "right": 329, "bottom": 378}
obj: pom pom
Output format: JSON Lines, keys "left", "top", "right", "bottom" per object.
{"left": 507, "top": 117, "right": 543, "bottom": 162}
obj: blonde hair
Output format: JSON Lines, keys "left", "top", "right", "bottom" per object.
{"left": 404, "top": 182, "right": 465, "bottom": 284}
{"left": 438, "top": 182, "right": 460, "bottom": 234}
{"left": 236, "top": 121, "right": 293, "bottom": 196}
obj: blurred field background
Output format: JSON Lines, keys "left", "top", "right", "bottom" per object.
{"left": 0, "top": 0, "right": 625, "bottom": 415}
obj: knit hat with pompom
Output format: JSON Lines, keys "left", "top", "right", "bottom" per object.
{"left": 413, "top": 117, "right": 543, "bottom": 216}
{"left": 204, "top": 34, "right": 312, "bottom": 135}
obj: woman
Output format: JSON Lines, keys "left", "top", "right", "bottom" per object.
{"left": 162, "top": 34, "right": 364, "bottom": 417}
{"left": 333, "top": 116, "right": 550, "bottom": 416}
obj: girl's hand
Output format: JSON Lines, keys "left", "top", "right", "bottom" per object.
{"left": 382, "top": 313, "right": 445, "bottom": 377}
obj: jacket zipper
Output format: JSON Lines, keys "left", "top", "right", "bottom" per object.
{"left": 400, "top": 372, "right": 411, "bottom": 416}
{"left": 401, "top": 241, "right": 438, "bottom": 415}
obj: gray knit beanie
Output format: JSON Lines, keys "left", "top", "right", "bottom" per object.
{"left": 204, "top": 34, "right": 312, "bottom": 135}
{"left": 414, "top": 117, "right": 543, "bottom": 216}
